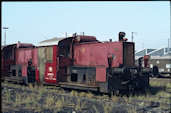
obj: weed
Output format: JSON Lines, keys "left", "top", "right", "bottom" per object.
{"left": 25, "top": 97, "right": 32, "bottom": 109}
{"left": 111, "top": 95, "right": 119, "bottom": 102}
{"left": 122, "top": 95, "right": 130, "bottom": 104}
{"left": 103, "top": 102, "right": 113, "bottom": 113}
{"left": 93, "top": 105, "right": 98, "bottom": 113}
{"left": 79, "top": 92, "right": 86, "bottom": 97}
{"left": 34, "top": 104, "right": 42, "bottom": 112}
{"left": 70, "top": 90, "right": 75, "bottom": 97}
{"left": 55, "top": 96, "right": 74, "bottom": 111}
{"left": 29, "top": 83, "right": 34, "bottom": 91}
{"left": 74, "top": 91, "right": 79, "bottom": 97}
{"left": 156, "top": 90, "right": 170, "bottom": 97}
{"left": 4, "top": 89, "right": 12, "bottom": 102}
{"left": 45, "top": 94, "right": 55, "bottom": 109}
{"left": 102, "top": 94, "right": 110, "bottom": 101}
{"left": 75, "top": 99, "right": 87, "bottom": 112}
{"left": 86, "top": 92, "right": 94, "bottom": 99}
{"left": 14, "top": 93, "right": 22, "bottom": 107}
{"left": 55, "top": 98, "right": 64, "bottom": 109}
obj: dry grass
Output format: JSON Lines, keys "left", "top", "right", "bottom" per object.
{"left": 85, "top": 92, "right": 94, "bottom": 99}
{"left": 2, "top": 78, "right": 170, "bottom": 112}
{"left": 75, "top": 98, "right": 87, "bottom": 112}
{"left": 111, "top": 95, "right": 119, "bottom": 102}
{"left": 45, "top": 95, "right": 55, "bottom": 109}
{"left": 103, "top": 102, "right": 113, "bottom": 113}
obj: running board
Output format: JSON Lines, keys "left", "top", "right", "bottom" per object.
{"left": 59, "top": 82, "right": 98, "bottom": 91}
{"left": 4, "top": 76, "right": 26, "bottom": 83}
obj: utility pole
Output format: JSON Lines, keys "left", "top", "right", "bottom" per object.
{"left": 168, "top": 38, "right": 170, "bottom": 52}
{"left": 3, "top": 27, "right": 9, "bottom": 46}
{"left": 80, "top": 32, "right": 85, "bottom": 35}
{"left": 142, "top": 43, "right": 144, "bottom": 50}
{"left": 131, "top": 32, "right": 137, "bottom": 42}
{"left": 170, "top": 1, "right": 171, "bottom": 52}
{"left": 65, "top": 32, "right": 67, "bottom": 37}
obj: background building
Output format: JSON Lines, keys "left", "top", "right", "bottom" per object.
{"left": 135, "top": 47, "right": 171, "bottom": 75}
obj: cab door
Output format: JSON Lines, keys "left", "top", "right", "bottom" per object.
{"left": 44, "top": 46, "right": 58, "bottom": 84}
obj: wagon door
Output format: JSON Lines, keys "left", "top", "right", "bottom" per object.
{"left": 38, "top": 47, "right": 45, "bottom": 82}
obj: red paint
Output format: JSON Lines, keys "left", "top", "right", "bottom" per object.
{"left": 75, "top": 35, "right": 97, "bottom": 43}
{"left": 45, "top": 63, "right": 57, "bottom": 83}
{"left": 96, "top": 67, "right": 106, "bottom": 82}
{"left": 15, "top": 48, "right": 38, "bottom": 66}
{"left": 15, "top": 47, "right": 38, "bottom": 78}
{"left": 144, "top": 55, "right": 150, "bottom": 68}
{"left": 24, "top": 49, "right": 32, "bottom": 64}
{"left": 16, "top": 43, "right": 33, "bottom": 48}
{"left": 44, "top": 46, "right": 58, "bottom": 84}
{"left": 74, "top": 42, "right": 123, "bottom": 67}
{"left": 15, "top": 47, "right": 37, "bottom": 66}
{"left": 32, "top": 48, "right": 38, "bottom": 66}
{"left": 35, "top": 67, "right": 40, "bottom": 82}
{"left": 22, "top": 66, "right": 27, "bottom": 77}
{"left": 73, "top": 41, "right": 125, "bottom": 83}
{"left": 2, "top": 44, "right": 38, "bottom": 79}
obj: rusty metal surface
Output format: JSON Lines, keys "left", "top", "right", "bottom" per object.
{"left": 16, "top": 43, "right": 33, "bottom": 48}
{"left": 15, "top": 49, "right": 32, "bottom": 65}
{"left": 73, "top": 42, "right": 123, "bottom": 67}
{"left": 35, "top": 67, "right": 40, "bottom": 82}
{"left": 2, "top": 45, "right": 15, "bottom": 77}
{"left": 59, "top": 82, "right": 98, "bottom": 91}
{"left": 2, "top": 59, "right": 14, "bottom": 77}
{"left": 58, "top": 37, "right": 74, "bottom": 83}
{"left": 2, "top": 42, "right": 35, "bottom": 78}
{"left": 22, "top": 66, "right": 27, "bottom": 77}
{"left": 15, "top": 48, "right": 38, "bottom": 67}
{"left": 10, "top": 65, "right": 22, "bottom": 77}
{"left": 75, "top": 35, "right": 97, "bottom": 43}
{"left": 123, "top": 42, "right": 134, "bottom": 67}
{"left": 96, "top": 66, "right": 106, "bottom": 82}
{"left": 67, "top": 66, "right": 97, "bottom": 86}
{"left": 59, "top": 82, "right": 98, "bottom": 87}
{"left": 38, "top": 47, "right": 45, "bottom": 82}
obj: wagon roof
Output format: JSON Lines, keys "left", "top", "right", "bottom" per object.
{"left": 36, "top": 37, "right": 68, "bottom": 47}
{"left": 1, "top": 43, "right": 17, "bottom": 50}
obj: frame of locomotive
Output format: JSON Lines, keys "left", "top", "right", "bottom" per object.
{"left": 1, "top": 32, "right": 158, "bottom": 94}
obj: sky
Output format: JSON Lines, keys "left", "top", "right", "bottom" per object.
{"left": 1, "top": 1, "right": 170, "bottom": 51}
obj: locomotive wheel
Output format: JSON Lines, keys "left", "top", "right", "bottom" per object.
{"left": 152, "top": 66, "right": 159, "bottom": 78}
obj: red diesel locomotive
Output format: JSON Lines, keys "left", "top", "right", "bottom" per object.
{"left": 1, "top": 32, "right": 158, "bottom": 94}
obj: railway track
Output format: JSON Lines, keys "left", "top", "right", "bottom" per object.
{"left": 1, "top": 81, "right": 171, "bottom": 113}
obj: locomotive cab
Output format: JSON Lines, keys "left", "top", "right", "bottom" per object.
{"left": 2, "top": 42, "right": 38, "bottom": 84}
